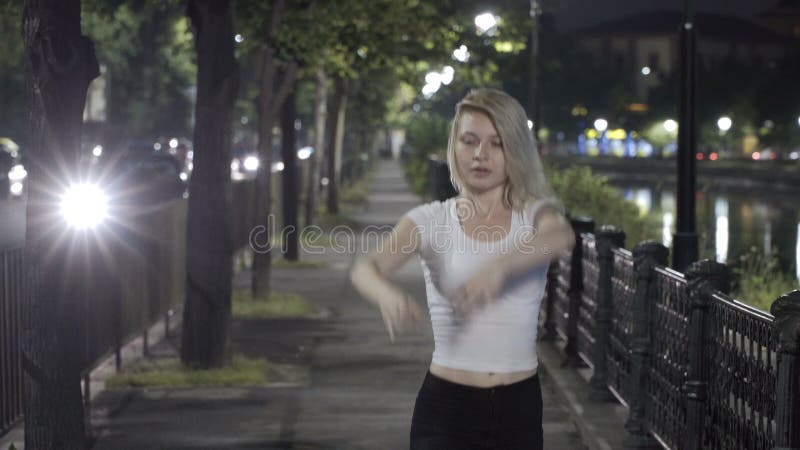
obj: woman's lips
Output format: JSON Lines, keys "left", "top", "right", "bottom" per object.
{"left": 470, "top": 167, "right": 490, "bottom": 176}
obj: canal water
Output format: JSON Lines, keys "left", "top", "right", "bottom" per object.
{"left": 611, "top": 181, "right": 799, "bottom": 283}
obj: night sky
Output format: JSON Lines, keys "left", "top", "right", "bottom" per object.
{"left": 551, "top": 0, "right": 784, "bottom": 31}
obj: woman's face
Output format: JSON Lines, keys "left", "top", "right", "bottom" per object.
{"left": 454, "top": 110, "right": 508, "bottom": 196}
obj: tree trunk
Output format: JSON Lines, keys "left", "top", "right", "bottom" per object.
{"left": 326, "top": 78, "right": 348, "bottom": 215}
{"left": 281, "top": 86, "right": 298, "bottom": 261}
{"left": 22, "top": 1, "right": 99, "bottom": 447}
{"left": 250, "top": 46, "right": 277, "bottom": 300}
{"left": 304, "top": 68, "right": 327, "bottom": 227}
{"left": 181, "top": 0, "right": 239, "bottom": 369}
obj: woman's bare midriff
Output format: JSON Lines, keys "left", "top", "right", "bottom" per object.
{"left": 429, "top": 362, "right": 537, "bottom": 388}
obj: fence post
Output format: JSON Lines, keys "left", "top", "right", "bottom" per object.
{"left": 624, "top": 240, "right": 668, "bottom": 449}
{"left": 539, "top": 259, "right": 559, "bottom": 341}
{"left": 771, "top": 289, "right": 800, "bottom": 450}
{"left": 589, "top": 225, "right": 625, "bottom": 401}
{"left": 563, "top": 217, "right": 595, "bottom": 367}
{"left": 682, "top": 259, "right": 731, "bottom": 450}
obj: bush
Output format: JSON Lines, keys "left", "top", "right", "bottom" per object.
{"left": 731, "top": 247, "right": 799, "bottom": 311}
{"left": 546, "top": 164, "right": 658, "bottom": 247}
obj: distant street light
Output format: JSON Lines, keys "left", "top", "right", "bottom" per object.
{"left": 594, "top": 118, "right": 608, "bottom": 132}
{"left": 452, "top": 45, "right": 470, "bottom": 63}
{"left": 663, "top": 119, "right": 678, "bottom": 134}
{"left": 797, "top": 115, "right": 800, "bottom": 127}
{"left": 717, "top": 116, "right": 732, "bottom": 132}
{"left": 474, "top": 13, "right": 498, "bottom": 33}
{"left": 641, "top": 66, "right": 651, "bottom": 75}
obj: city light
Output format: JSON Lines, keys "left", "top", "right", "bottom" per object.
{"left": 60, "top": 184, "right": 108, "bottom": 230}
{"left": 243, "top": 156, "right": 260, "bottom": 172}
{"left": 92, "top": 145, "right": 103, "bottom": 157}
{"left": 594, "top": 118, "right": 608, "bottom": 132}
{"left": 663, "top": 119, "right": 678, "bottom": 133}
{"left": 717, "top": 116, "right": 732, "bottom": 132}
{"left": 452, "top": 45, "right": 470, "bottom": 63}
{"left": 441, "top": 66, "right": 454, "bottom": 85}
{"left": 474, "top": 13, "right": 497, "bottom": 33}
{"left": 527, "top": 120, "right": 533, "bottom": 130}
{"left": 234, "top": 34, "right": 244, "bottom": 43}
{"left": 297, "top": 146, "right": 314, "bottom": 160}
{"left": 641, "top": 66, "right": 651, "bottom": 75}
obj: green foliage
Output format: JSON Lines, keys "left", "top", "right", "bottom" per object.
{"left": 732, "top": 247, "right": 799, "bottom": 312}
{"left": 0, "top": 1, "right": 25, "bottom": 144}
{"left": 106, "top": 355, "right": 309, "bottom": 388}
{"left": 546, "top": 164, "right": 657, "bottom": 248}
{"left": 232, "top": 289, "right": 317, "bottom": 319}
{"left": 82, "top": 2, "right": 196, "bottom": 139}
{"left": 401, "top": 112, "right": 451, "bottom": 197}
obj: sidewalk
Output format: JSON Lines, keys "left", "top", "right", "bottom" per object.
{"left": 3, "top": 160, "right": 597, "bottom": 449}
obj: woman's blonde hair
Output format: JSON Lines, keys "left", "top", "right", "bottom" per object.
{"left": 446, "top": 88, "right": 557, "bottom": 212}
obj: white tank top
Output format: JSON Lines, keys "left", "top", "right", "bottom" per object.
{"left": 405, "top": 197, "right": 557, "bottom": 373}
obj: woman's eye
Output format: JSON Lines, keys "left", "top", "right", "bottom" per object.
{"left": 461, "top": 137, "right": 477, "bottom": 146}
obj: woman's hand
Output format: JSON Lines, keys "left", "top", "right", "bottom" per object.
{"left": 378, "top": 290, "right": 425, "bottom": 342}
{"left": 453, "top": 266, "right": 506, "bottom": 317}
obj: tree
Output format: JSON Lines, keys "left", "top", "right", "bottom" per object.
{"left": 21, "top": 0, "right": 99, "bottom": 447}
{"left": 180, "top": 0, "right": 239, "bottom": 369}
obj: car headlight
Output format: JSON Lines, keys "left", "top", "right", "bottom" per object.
{"left": 60, "top": 184, "right": 108, "bottom": 229}
{"left": 8, "top": 164, "right": 26, "bottom": 182}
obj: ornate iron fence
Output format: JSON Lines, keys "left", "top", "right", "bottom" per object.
{"left": 541, "top": 218, "right": 800, "bottom": 450}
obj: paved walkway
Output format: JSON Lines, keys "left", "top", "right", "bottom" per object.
{"left": 3, "top": 160, "right": 591, "bottom": 449}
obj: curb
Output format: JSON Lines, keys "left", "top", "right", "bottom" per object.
{"left": 536, "top": 340, "right": 630, "bottom": 450}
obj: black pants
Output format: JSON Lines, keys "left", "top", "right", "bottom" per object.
{"left": 410, "top": 370, "right": 543, "bottom": 450}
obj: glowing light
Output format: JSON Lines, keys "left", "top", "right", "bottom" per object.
{"left": 92, "top": 145, "right": 103, "bottom": 157}
{"left": 154, "top": 142, "right": 162, "bottom": 151}
{"left": 425, "top": 71, "right": 442, "bottom": 86}
{"left": 696, "top": 152, "right": 704, "bottom": 161}
{"left": 169, "top": 138, "right": 179, "bottom": 149}
{"left": 593, "top": 118, "right": 608, "bottom": 132}
{"left": 452, "top": 45, "right": 470, "bottom": 63}
{"left": 297, "top": 146, "right": 313, "bottom": 160}
{"left": 271, "top": 162, "right": 284, "bottom": 172}
{"left": 441, "top": 66, "right": 454, "bottom": 85}
{"left": 527, "top": 120, "right": 534, "bottom": 130}
{"left": 10, "top": 182, "right": 23, "bottom": 196}
{"left": 641, "top": 66, "right": 651, "bottom": 75}
{"left": 60, "top": 184, "right": 108, "bottom": 229}
{"left": 714, "top": 198, "right": 729, "bottom": 263}
{"left": 179, "top": 172, "right": 188, "bottom": 181}
{"left": 320, "top": 177, "right": 330, "bottom": 186}
{"left": 8, "top": 164, "right": 27, "bottom": 182}
{"left": 243, "top": 156, "right": 260, "bottom": 171}
{"left": 663, "top": 119, "right": 678, "bottom": 133}
{"left": 234, "top": 34, "right": 244, "bottom": 43}
{"left": 709, "top": 152, "right": 718, "bottom": 161}
{"left": 662, "top": 212, "right": 674, "bottom": 248}
{"left": 752, "top": 152, "right": 761, "bottom": 160}
{"left": 717, "top": 116, "right": 732, "bottom": 132}
{"left": 474, "top": 13, "right": 497, "bottom": 33}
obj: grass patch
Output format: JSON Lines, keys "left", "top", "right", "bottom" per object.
{"left": 732, "top": 247, "right": 799, "bottom": 311}
{"left": 106, "top": 355, "right": 309, "bottom": 388}
{"left": 232, "top": 289, "right": 317, "bottom": 319}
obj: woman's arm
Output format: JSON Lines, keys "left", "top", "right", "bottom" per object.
{"left": 454, "top": 206, "right": 575, "bottom": 315}
{"left": 350, "top": 216, "right": 425, "bottom": 341}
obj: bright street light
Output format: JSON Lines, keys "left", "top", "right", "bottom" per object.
{"left": 243, "top": 155, "right": 260, "bottom": 172}
{"left": 594, "top": 118, "right": 608, "bottom": 132}
{"left": 641, "top": 66, "right": 651, "bottom": 75}
{"left": 60, "top": 184, "right": 108, "bottom": 230}
{"left": 297, "top": 146, "right": 314, "bottom": 160}
{"left": 717, "top": 116, "right": 732, "bottom": 132}
{"left": 441, "top": 66, "right": 454, "bottom": 85}
{"left": 663, "top": 119, "right": 678, "bottom": 133}
{"left": 452, "top": 45, "right": 470, "bottom": 63}
{"left": 474, "top": 13, "right": 497, "bottom": 33}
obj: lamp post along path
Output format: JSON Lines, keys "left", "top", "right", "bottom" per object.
{"left": 673, "top": 0, "right": 699, "bottom": 272}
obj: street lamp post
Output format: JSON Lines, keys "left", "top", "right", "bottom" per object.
{"left": 530, "top": 0, "right": 542, "bottom": 146}
{"left": 673, "top": 0, "right": 699, "bottom": 272}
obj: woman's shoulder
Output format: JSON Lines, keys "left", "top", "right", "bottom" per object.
{"left": 517, "top": 196, "right": 564, "bottom": 225}
{"left": 405, "top": 198, "right": 454, "bottom": 226}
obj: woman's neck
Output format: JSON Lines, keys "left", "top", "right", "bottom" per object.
{"left": 463, "top": 187, "right": 508, "bottom": 219}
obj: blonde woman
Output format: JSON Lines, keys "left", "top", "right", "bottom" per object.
{"left": 350, "top": 88, "right": 574, "bottom": 449}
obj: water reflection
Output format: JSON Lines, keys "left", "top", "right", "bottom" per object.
{"left": 714, "top": 198, "right": 729, "bottom": 264}
{"left": 612, "top": 182, "right": 798, "bottom": 278}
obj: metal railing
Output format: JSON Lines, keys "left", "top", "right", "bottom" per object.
{"left": 0, "top": 178, "right": 260, "bottom": 438}
{"left": 543, "top": 217, "right": 800, "bottom": 449}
